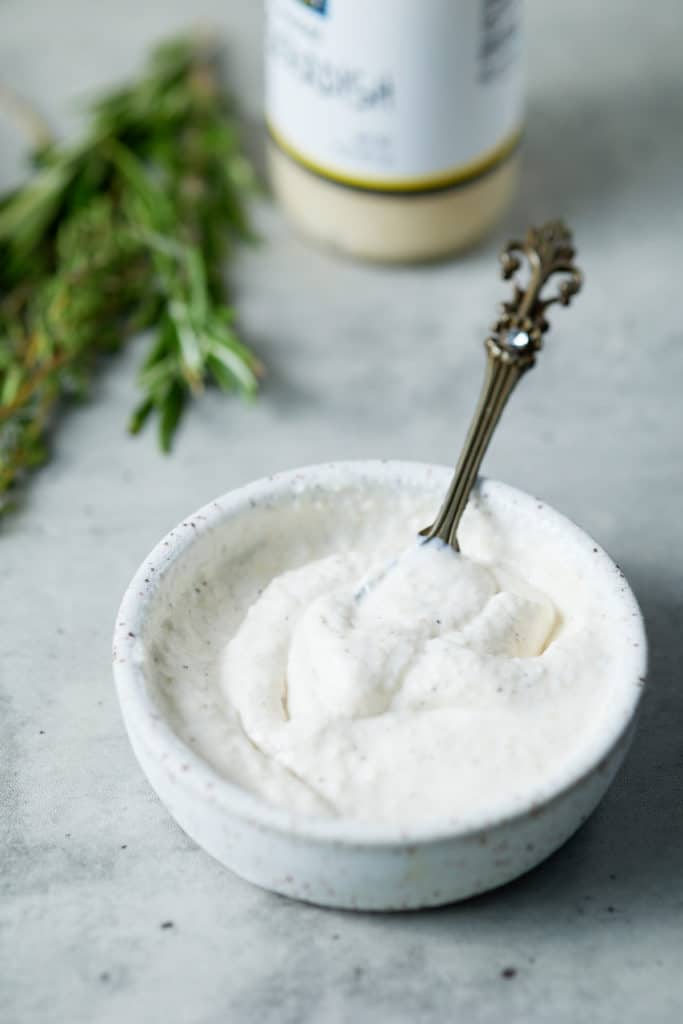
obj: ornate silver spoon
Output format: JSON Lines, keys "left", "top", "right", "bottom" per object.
{"left": 355, "top": 220, "right": 582, "bottom": 601}
{"left": 421, "top": 219, "right": 583, "bottom": 551}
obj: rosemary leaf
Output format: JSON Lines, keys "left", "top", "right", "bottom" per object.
{"left": 0, "top": 34, "right": 260, "bottom": 515}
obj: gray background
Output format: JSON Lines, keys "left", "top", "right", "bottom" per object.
{"left": 2, "top": 1, "right": 682, "bottom": 1021}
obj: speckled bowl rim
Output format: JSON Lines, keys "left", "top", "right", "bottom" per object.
{"left": 113, "top": 460, "right": 648, "bottom": 846}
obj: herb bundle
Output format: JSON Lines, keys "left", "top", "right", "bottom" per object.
{"left": 0, "top": 35, "right": 261, "bottom": 514}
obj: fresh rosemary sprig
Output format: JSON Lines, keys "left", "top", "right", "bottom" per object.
{"left": 0, "top": 35, "right": 261, "bottom": 513}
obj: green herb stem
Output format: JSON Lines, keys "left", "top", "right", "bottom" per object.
{"left": 0, "top": 35, "right": 260, "bottom": 514}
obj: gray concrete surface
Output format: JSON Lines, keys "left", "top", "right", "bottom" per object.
{"left": 2, "top": 1, "right": 682, "bottom": 1021}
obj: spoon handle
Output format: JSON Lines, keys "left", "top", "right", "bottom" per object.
{"left": 422, "top": 219, "right": 583, "bottom": 550}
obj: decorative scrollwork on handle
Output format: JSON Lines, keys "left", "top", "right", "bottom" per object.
{"left": 488, "top": 220, "right": 583, "bottom": 368}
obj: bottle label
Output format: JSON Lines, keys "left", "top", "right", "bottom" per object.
{"left": 265, "top": 0, "right": 524, "bottom": 194}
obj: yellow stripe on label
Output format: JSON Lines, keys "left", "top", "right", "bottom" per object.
{"left": 267, "top": 120, "right": 523, "bottom": 195}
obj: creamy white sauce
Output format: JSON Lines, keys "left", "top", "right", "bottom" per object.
{"left": 269, "top": 144, "right": 519, "bottom": 262}
{"left": 150, "top": 476, "right": 641, "bottom": 829}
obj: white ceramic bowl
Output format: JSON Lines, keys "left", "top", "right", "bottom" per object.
{"left": 113, "top": 461, "right": 647, "bottom": 910}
